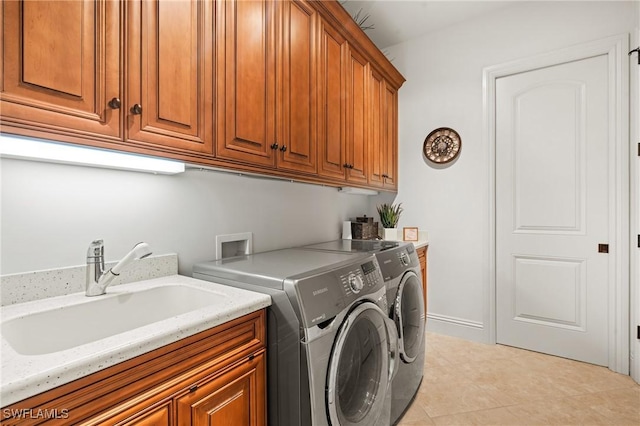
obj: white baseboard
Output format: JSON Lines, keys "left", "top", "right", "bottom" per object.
{"left": 426, "top": 313, "right": 487, "bottom": 343}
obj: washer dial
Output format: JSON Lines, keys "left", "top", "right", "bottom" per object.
{"left": 348, "top": 274, "right": 364, "bottom": 293}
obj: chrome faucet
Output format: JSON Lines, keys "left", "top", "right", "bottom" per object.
{"left": 86, "top": 239, "right": 153, "bottom": 296}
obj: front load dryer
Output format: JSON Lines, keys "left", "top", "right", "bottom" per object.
{"left": 193, "top": 249, "right": 397, "bottom": 426}
{"left": 375, "top": 244, "right": 425, "bottom": 424}
{"left": 299, "top": 240, "right": 426, "bottom": 424}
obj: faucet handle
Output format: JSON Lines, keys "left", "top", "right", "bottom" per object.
{"left": 87, "top": 239, "right": 104, "bottom": 261}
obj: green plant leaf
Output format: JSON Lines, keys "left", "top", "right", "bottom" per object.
{"left": 376, "top": 202, "right": 403, "bottom": 228}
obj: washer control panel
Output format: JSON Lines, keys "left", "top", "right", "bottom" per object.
{"left": 339, "top": 259, "right": 382, "bottom": 296}
{"left": 376, "top": 244, "right": 420, "bottom": 281}
{"left": 294, "top": 255, "right": 385, "bottom": 329}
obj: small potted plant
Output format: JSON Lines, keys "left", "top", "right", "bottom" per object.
{"left": 376, "top": 203, "right": 403, "bottom": 240}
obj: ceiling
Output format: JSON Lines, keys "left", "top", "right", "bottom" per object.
{"left": 340, "top": 0, "right": 518, "bottom": 49}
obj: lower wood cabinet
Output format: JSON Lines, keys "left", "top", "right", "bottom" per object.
{"left": 111, "top": 400, "right": 173, "bottom": 426}
{"left": 416, "top": 245, "right": 428, "bottom": 320}
{"left": 175, "top": 352, "right": 265, "bottom": 426}
{"left": 1, "top": 310, "right": 266, "bottom": 426}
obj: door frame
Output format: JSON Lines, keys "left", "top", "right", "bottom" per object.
{"left": 483, "top": 34, "right": 630, "bottom": 374}
{"left": 631, "top": 5, "right": 640, "bottom": 383}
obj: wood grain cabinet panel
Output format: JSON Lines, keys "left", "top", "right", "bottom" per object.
{"left": 114, "top": 400, "right": 172, "bottom": 426}
{"left": 417, "top": 246, "right": 428, "bottom": 320}
{"left": 126, "top": 0, "right": 213, "bottom": 154}
{"left": 345, "top": 48, "right": 369, "bottom": 184}
{"left": 317, "top": 19, "right": 347, "bottom": 180}
{"left": 175, "top": 352, "right": 266, "bottom": 426}
{"left": 368, "top": 71, "right": 398, "bottom": 190}
{"left": 382, "top": 82, "right": 398, "bottom": 190}
{"left": 368, "top": 69, "right": 385, "bottom": 187}
{"left": 277, "top": 0, "right": 318, "bottom": 174}
{"left": 0, "top": 0, "right": 121, "bottom": 139}
{"left": 215, "top": 0, "right": 277, "bottom": 166}
{"left": 217, "top": 0, "right": 317, "bottom": 173}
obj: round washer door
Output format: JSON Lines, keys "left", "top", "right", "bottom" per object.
{"left": 394, "top": 271, "right": 425, "bottom": 363}
{"left": 326, "top": 302, "right": 391, "bottom": 426}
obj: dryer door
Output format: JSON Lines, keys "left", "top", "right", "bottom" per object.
{"left": 394, "top": 271, "right": 425, "bottom": 363}
{"left": 326, "top": 302, "right": 392, "bottom": 426}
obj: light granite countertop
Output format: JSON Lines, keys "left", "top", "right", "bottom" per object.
{"left": 413, "top": 239, "right": 429, "bottom": 249}
{"left": 1, "top": 275, "right": 271, "bottom": 406}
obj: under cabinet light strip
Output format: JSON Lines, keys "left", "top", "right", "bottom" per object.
{"left": 338, "top": 187, "right": 379, "bottom": 196}
{"left": 0, "top": 135, "right": 185, "bottom": 175}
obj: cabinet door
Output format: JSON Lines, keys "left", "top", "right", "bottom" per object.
{"left": 216, "top": 0, "right": 276, "bottom": 167}
{"left": 0, "top": 0, "right": 121, "bottom": 139}
{"left": 382, "top": 82, "right": 398, "bottom": 189}
{"left": 417, "top": 246, "right": 428, "bottom": 319}
{"left": 368, "top": 69, "right": 385, "bottom": 187}
{"left": 317, "top": 19, "right": 347, "bottom": 180}
{"left": 126, "top": 0, "right": 213, "bottom": 154}
{"left": 368, "top": 73, "right": 398, "bottom": 190}
{"left": 345, "top": 48, "right": 369, "bottom": 184}
{"left": 277, "top": 0, "right": 317, "bottom": 174}
{"left": 175, "top": 352, "right": 266, "bottom": 426}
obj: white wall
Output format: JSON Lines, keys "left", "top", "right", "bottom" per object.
{"left": 380, "top": 1, "right": 637, "bottom": 342}
{"left": 0, "top": 158, "right": 371, "bottom": 276}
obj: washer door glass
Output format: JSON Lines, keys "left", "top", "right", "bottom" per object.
{"left": 327, "top": 302, "right": 390, "bottom": 426}
{"left": 394, "top": 272, "right": 425, "bottom": 362}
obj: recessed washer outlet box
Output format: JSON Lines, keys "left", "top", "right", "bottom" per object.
{"left": 216, "top": 232, "right": 253, "bottom": 260}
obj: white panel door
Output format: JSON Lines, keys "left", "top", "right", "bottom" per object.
{"left": 496, "top": 54, "right": 610, "bottom": 366}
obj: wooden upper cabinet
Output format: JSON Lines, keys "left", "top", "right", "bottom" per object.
{"left": 368, "top": 71, "right": 398, "bottom": 190}
{"left": 0, "top": 0, "right": 121, "bottom": 139}
{"left": 126, "top": 0, "right": 213, "bottom": 154}
{"left": 277, "top": 0, "right": 318, "bottom": 174}
{"left": 382, "top": 81, "right": 398, "bottom": 189}
{"left": 0, "top": 0, "right": 404, "bottom": 191}
{"left": 345, "top": 47, "right": 369, "bottom": 184}
{"left": 217, "top": 0, "right": 317, "bottom": 173}
{"left": 317, "top": 19, "right": 347, "bottom": 181}
{"left": 216, "top": 0, "right": 277, "bottom": 167}
{"left": 368, "top": 69, "right": 385, "bottom": 188}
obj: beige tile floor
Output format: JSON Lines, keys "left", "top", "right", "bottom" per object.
{"left": 398, "top": 332, "right": 640, "bottom": 425}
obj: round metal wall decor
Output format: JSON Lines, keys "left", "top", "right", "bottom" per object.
{"left": 423, "top": 127, "right": 461, "bottom": 164}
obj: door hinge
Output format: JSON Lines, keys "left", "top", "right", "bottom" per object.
{"left": 598, "top": 243, "right": 609, "bottom": 253}
{"left": 630, "top": 47, "right": 640, "bottom": 64}
{"left": 638, "top": 142, "right": 640, "bottom": 156}
{"left": 637, "top": 235, "right": 640, "bottom": 248}
{"left": 637, "top": 325, "right": 640, "bottom": 340}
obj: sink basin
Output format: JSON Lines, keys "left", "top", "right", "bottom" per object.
{"left": 1, "top": 284, "right": 223, "bottom": 355}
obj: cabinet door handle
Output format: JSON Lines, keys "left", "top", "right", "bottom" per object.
{"left": 280, "top": 145, "right": 287, "bottom": 152}
{"left": 108, "top": 98, "right": 121, "bottom": 109}
{"left": 349, "top": 164, "right": 354, "bottom": 169}
{"left": 343, "top": 163, "right": 349, "bottom": 169}
{"left": 270, "top": 143, "right": 279, "bottom": 150}
{"left": 130, "top": 104, "right": 142, "bottom": 115}
{"left": 382, "top": 174, "right": 388, "bottom": 178}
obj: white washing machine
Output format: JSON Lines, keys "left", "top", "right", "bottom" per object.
{"left": 299, "top": 240, "right": 426, "bottom": 424}
{"left": 193, "top": 249, "right": 397, "bottom": 426}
